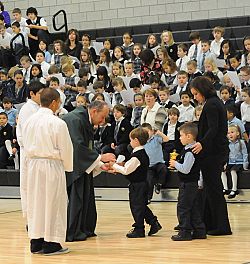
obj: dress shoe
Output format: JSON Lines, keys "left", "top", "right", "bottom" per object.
{"left": 192, "top": 231, "right": 207, "bottom": 239}
{"left": 154, "top": 183, "right": 162, "bottom": 194}
{"left": 171, "top": 233, "right": 192, "bottom": 241}
{"left": 207, "top": 229, "right": 232, "bottom": 236}
{"left": 30, "top": 238, "right": 44, "bottom": 253}
{"left": 228, "top": 190, "right": 239, "bottom": 199}
{"left": 126, "top": 228, "right": 145, "bottom": 238}
{"left": 148, "top": 220, "right": 162, "bottom": 236}
{"left": 223, "top": 189, "right": 230, "bottom": 195}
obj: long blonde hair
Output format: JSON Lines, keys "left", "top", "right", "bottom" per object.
{"left": 161, "top": 30, "right": 174, "bottom": 46}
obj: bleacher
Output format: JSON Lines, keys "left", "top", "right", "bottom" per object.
{"left": 1, "top": 15, "right": 250, "bottom": 201}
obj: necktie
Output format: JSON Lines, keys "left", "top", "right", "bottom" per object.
{"left": 178, "top": 58, "right": 182, "bottom": 71}
{"left": 201, "top": 53, "right": 206, "bottom": 72}
{"left": 115, "top": 93, "right": 122, "bottom": 105}
{"left": 114, "top": 121, "right": 119, "bottom": 143}
{"left": 193, "top": 45, "right": 198, "bottom": 60}
{"left": 179, "top": 86, "right": 184, "bottom": 94}
{"left": 24, "top": 69, "right": 28, "bottom": 80}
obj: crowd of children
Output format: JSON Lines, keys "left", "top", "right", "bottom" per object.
{"left": 0, "top": 6, "right": 250, "bottom": 244}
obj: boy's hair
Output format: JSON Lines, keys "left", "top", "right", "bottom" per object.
{"left": 130, "top": 127, "right": 149, "bottom": 146}
{"left": 187, "top": 60, "right": 197, "bottom": 67}
{"left": 180, "top": 91, "right": 191, "bottom": 98}
{"left": 168, "top": 107, "right": 180, "bottom": 117}
{"left": 0, "top": 68, "right": 8, "bottom": 75}
{"left": 113, "top": 104, "right": 126, "bottom": 115}
{"left": 219, "top": 85, "right": 231, "bottom": 94}
{"left": 112, "top": 77, "right": 125, "bottom": 88}
{"left": 48, "top": 65, "right": 60, "bottom": 74}
{"left": 28, "top": 81, "right": 45, "bottom": 98}
{"left": 240, "top": 66, "right": 250, "bottom": 75}
{"left": 26, "top": 7, "right": 38, "bottom": 16}
{"left": 125, "top": 61, "right": 134, "bottom": 68}
{"left": 139, "top": 49, "right": 155, "bottom": 65}
{"left": 20, "top": 55, "right": 31, "bottom": 63}
{"left": 228, "top": 52, "right": 242, "bottom": 62}
{"left": 2, "top": 97, "right": 13, "bottom": 104}
{"left": 77, "top": 79, "right": 87, "bottom": 88}
{"left": 0, "top": 112, "right": 8, "bottom": 118}
{"left": 78, "top": 67, "right": 89, "bottom": 78}
{"left": 50, "top": 76, "right": 59, "bottom": 85}
{"left": 11, "top": 21, "right": 20, "bottom": 28}
{"left": 158, "top": 86, "right": 170, "bottom": 95}
{"left": 177, "top": 70, "right": 188, "bottom": 77}
{"left": 189, "top": 31, "right": 200, "bottom": 41}
{"left": 12, "top": 8, "right": 22, "bottom": 14}
{"left": 141, "top": 122, "right": 153, "bottom": 130}
{"left": 36, "top": 50, "right": 45, "bottom": 58}
{"left": 177, "top": 43, "right": 188, "bottom": 53}
{"left": 179, "top": 122, "right": 198, "bottom": 139}
{"left": 225, "top": 104, "right": 237, "bottom": 117}
{"left": 93, "top": 80, "right": 104, "bottom": 90}
{"left": 129, "top": 78, "right": 141, "bottom": 88}
{"left": 201, "top": 39, "right": 210, "bottom": 45}
{"left": 40, "top": 88, "right": 60, "bottom": 107}
{"left": 213, "top": 26, "right": 225, "bottom": 35}
{"left": 14, "top": 69, "right": 23, "bottom": 77}
{"left": 242, "top": 87, "right": 250, "bottom": 96}
{"left": 62, "top": 63, "right": 75, "bottom": 73}
{"left": 134, "top": 93, "right": 144, "bottom": 100}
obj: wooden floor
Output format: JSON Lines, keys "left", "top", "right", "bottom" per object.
{"left": 0, "top": 200, "right": 250, "bottom": 264}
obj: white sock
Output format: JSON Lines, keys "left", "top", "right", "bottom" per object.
{"left": 221, "top": 171, "right": 228, "bottom": 190}
{"left": 5, "top": 140, "right": 13, "bottom": 156}
{"left": 231, "top": 170, "right": 238, "bottom": 192}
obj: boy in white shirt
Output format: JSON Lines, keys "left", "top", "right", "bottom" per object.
{"left": 176, "top": 43, "right": 189, "bottom": 72}
{"left": 188, "top": 32, "right": 201, "bottom": 61}
{"left": 35, "top": 50, "right": 50, "bottom": 77}
{"left": 177, "top": 91, "right": 194, "bottom": 123}
{"left": 210, "top": 26, "right": 225, "bottom": 57}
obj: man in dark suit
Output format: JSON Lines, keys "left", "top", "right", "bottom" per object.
{"left": 62, "top": 101, "right": 116, "bottom": 242}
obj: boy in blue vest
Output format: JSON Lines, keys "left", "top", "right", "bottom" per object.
{"left": 169, "top": 122, "right": 206, "bottom": 241}
{"left": 112, "top": 127, "right": 162, "bottom": 238}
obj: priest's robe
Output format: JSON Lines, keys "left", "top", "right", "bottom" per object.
{"left": 23, "top": 108, "right": 73, "bottom": 243}
{"left": 62, "top": 106, "right": 102, "bottom": 242}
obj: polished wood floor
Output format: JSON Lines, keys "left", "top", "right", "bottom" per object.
{"left": 0, "top": 199, "right": 250, "bottom": 264}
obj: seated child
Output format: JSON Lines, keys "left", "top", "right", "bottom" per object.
{"left": 171, "top": 71, "right": 189, "bottom": 97}
{"left": 177, "top": 91, "right": 195, "bottom": 123}
{"left": 2, "top": 97, "right": 18, "bottom": 126}
{"left": 162, "top": 107, "right": 183, "bottom": 163}
{"left": 49, "top": 76, "right": 66, "bottom": 107}
{"left": 102, "top": 104, "right": 133, "bottom": 158}
{"left": 169, "top": 122, "right": 206, "bottom": 241}
{"left": 130, "top": 93, "right": 144, "bottom": 128}
{"left": 93, "top": 80, "right": 111, "bottom": 106}
{"left": 0, "top": 112, "right": 16, "bottom": 169}
{"left": 228, "top": 53, "right": 242, "bottom": 73}
{"left": 187, "top": 60, "right": 202, "bottom": 84}
{"left": 161, "top": 59, "right": 178, "bottom": 88}
{"left": 111, "top": 127, "right": 162, "bottom": 238}
{"left": 176, "top": 43, "right": 189, "bottom": 71}
{"left": 142, "top": 123, "right": 168, "bottom": 199}
{"left": 221, "top": 125, "right": 248, "bottom": 199}
{"left": 76, "top": 79, "right": 94, "bottom": 104}
{"left": 129, "top": 78, "right": 142, "bottom": 94}
{"left": 219, "top": 85, "right": 235, "bottom": 107}
{"left": 158, "top": 87, "right": 175, "bottom": 109}
{"left": 76, "top": 95, "right": 87, "bottom": 108}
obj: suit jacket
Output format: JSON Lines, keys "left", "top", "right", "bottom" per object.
{"left": 94, "top": 124, "right": 113, "bottom": 148}
{"left": 111, "top": 118, "right": 133, "bottom": 145}
{"left": 198, "top": 95, "right": 229, "bottom": 159}
{"left": 0, "top": 123, "right": 13, "bottom": 147}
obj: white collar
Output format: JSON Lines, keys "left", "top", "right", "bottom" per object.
{"left": 132, "top": 146, "right": 144, "bottom": 153}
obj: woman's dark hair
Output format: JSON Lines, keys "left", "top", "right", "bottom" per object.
{"left": 190, "top": 76, "right": 217, "bottom": 99}
{"left": 218, "top": 39, "right": 235, "bottom": 59}
{"left": 39, "top": 39, "right": 48, "bottom": 51}
{"left": 65, "top": 28, "right": 80, "bottom": 46}
{"left": 139, "top": 49, "right": 155, "bottom": 65}
{"left": 0, "top": 2, "right": 4, "bottom": 12}
{"left": 26, "top": 7, "right": 38, "bottom": 16}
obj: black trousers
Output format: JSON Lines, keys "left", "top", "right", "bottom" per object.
{"left": 147, "top": 163, "right": 168, "bottom": 199}
{"left": 177, "top": 181, "right": 205, "bottom": 233}
{"left": 0, "top": 145, "right": 9, "bottom": 169}
{"left": 200, "top": 155, "right": 232, "bottom": 233}
{"left": 129, "top": 182, "right": 157, "bottom": 231}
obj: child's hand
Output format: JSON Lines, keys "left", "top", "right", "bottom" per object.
{"left": 111, "top": 143, "right": 116, "bottom": 149}
{"left": 169, "top": 159, "right": 176, "bottom": 168}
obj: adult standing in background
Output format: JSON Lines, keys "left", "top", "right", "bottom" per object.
{"left": 62, "top": 101, "right": 116, "bottom": 242}
{"left": 65, "top": 28, "right": 82, "bottom": 60}
{"left": 190, "top": 76, "right": 232, "bottom": 236}
{"left": 0, "top": 1, "right": 10, "bottom": 28}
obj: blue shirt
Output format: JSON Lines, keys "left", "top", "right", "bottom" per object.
{"left": 228, "top": 139, "right": 248, "bottom": 169}
{"left": 228, "top": 117, "right": 246, "bottom": 136}
{"left": 4, "top": 108, "right": 18, "bottom": 127}
{"left": 144, "top": 135, "right": 164, "bottom": 167}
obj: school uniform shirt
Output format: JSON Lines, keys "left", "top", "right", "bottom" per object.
{"left": 228, "top": 139, "right": 248, "bottom": 169}
{"left": 111, "top": 117, "right": 132, "bottom": 146}
{"left": 14, "top": 17, "right": 30, "bottom": 35}
{"left": 197, "top": 51, "right": 216, "bottom": 72}
{"left": 11, "top": 31, "right": 29, "bottom": 49}
{"left": 177, "top": 104, "right": 195, "bottom": 123}
{"left": 40, "top": 61, "right": 50, "bottom": 77}
{"left": 171, "top": 83, "right": 188, "bottom": 95}
{"left": 188, "top": 70, "right": 202, "bottom": 83}
{"left": 161, "top": 71, "right": 178, "bottom": 87}
{"left": 176, "top": 55, "right": 189, "bottom": 72}
{"left": 165, "top": 43, "right": 178, "bottom": 62}
{"left": 111, "top": 91, "right": 124, "bottom": 107}
{"left": 0, "top": 122, "right": 13, "bottom": 147}
{"left": 22, "top": 65, "right": 32, "bottom": 84}
{"left": 22, "top": 107, "right": 73, "bottom": 243}
{"left": 211, "top": 38, "right": 224, "bottom": 57}
{"left": 122, "top": 42, "right": 134, "bottom": 59}
{"left": 4, "top": 107, "right": 18, "bottom": 127}
{"left": 188, "top": 42, "right": 202, "bottom": 61}
{"left": 240, "top": 102, "right": 250, "bottom": 124}
{"left": 0, "top": 31, "right": 12, "bottom": 48}
{"left": 228, "top": 116, "right": 246, "bottom": 136}
{"left": 160, "top": 99, "right": 175, "bottom": 109}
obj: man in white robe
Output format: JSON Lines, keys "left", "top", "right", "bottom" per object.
{"left": 16, "top": 81, "right": 44, "bottom": 220}
{"left": 22, "top": 88, "right": 73, "bottom": 255}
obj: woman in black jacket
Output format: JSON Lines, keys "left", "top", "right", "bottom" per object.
{"left": 190, "top": 76, "right": 232, "bottom": 236}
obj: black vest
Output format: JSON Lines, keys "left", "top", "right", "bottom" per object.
{"left": 177, "top": 148, "right": 200, "bottom": 183}
{"left": 125, "top": 149, "right": 149, "bottom": 183}
{"left": 27, "top": 17, "right": 48, "bottom": 36}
